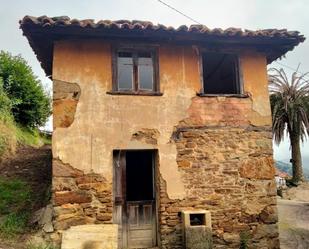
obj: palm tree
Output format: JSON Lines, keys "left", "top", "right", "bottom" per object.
{"left": 269, "top": 68, "right": 309, "bottom": 184}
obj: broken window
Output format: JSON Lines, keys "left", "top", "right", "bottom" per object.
{"left": 113, "top": 48, "right": 159, "bottom": 94}
{"left": 202, "top": 52, "right": 241, "bottom": 94}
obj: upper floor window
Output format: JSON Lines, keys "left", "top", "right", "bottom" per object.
{"left": 112, "top": 47, "right": 159, "bottom": 95}
{"left": 202, "top": 52, "right": 241, "bottom": 95}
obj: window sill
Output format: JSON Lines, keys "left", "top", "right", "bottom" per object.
{"left": 106, "top": 91, "right": 163, "bottom": 96}
{"left": 197, "top": 93, "right": 250, "bottom": 98}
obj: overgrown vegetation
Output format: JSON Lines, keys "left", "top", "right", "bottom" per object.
{"left": 0, "top": 51, "right": 51, "bottom": 159}
{"left": 0, "top": 177, "right": 32, "bottom": 238}
{"left": 0, "top": 51, "right": 50, "bottom": 128}
{"left": 0, "top": 51, "right": 51, "bottom": 247}
{"left": 0, "top": 119, "right": 50, "bottom": 159}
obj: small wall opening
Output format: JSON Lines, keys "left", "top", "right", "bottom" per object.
{"left": 189, "top": 213, "right": 206, "bottom": 226}
{"left": 202, "top": 52, "right": 240, "bottom": 94}
{"left": 126, "top": 150, "right": 154, "bottom": 201}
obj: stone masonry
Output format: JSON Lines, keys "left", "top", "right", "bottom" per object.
{"left": 158, "top": 125, "right": 278, "bottom": 249}
{"left": 52, "top": 159, "right": 113, "bottom": 243}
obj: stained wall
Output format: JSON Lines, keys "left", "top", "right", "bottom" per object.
{"left": 52, "top": 39, "right": 278, "bottom": 248}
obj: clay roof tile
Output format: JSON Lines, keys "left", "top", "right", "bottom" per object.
{"left": 19, "top": 15, "right": 306, "bottom": 76}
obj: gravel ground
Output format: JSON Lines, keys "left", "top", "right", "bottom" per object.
{"left": 278, "top": 198, "right": 309, "bottom": 249}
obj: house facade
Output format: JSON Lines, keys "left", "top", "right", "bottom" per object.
{"left": 21, "top": 16, "right": 305, "bottom": 249}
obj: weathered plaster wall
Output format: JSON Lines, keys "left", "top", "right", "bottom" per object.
{"left": 53, "top": 41, "right": 271, "bottom": 198}
{"left": 52, "top": 40, "right": 278, "bottom": 248}
{"left": 53, "top": 41, "right": 208, "bottom": 199}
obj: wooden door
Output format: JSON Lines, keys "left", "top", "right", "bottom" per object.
{"left": 113, "top": 150, "right": 157, "bottom": 249}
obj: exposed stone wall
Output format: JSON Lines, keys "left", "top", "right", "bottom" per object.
{"left": 52, "top": 159, "right": 113, "bottom": 242}
{"left": 51, "top": 40, "right": 279, "bottom": 248}
{"left": 158, "top": 125, "right": 279, "bottom": 249}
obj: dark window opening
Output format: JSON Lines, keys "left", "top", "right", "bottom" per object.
{"left": 114, "top": 48, "right": 158, "bottom": 94}
{"left": 189, "top": 213, "right": 206, "bottom": 226}
{"left": 126, "top": 151, "right": 154, "bottom": 201}
{"left": 202, "top": 52, "right": 240, "bottom": 94}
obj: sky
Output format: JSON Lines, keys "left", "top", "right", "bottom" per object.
{"left": 0, "top": 0, "right": 308, "bottom": 165}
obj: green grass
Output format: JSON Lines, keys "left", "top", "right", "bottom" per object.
{"left": 0, "top": 178, "right": 32, "bottom": 238}
{"left": 16, "top": 126, "right": 44, "bottom": 147}
{"left": 0, "top": 116, "right": 16, "bottom": 158}
{"left": 0, "top": 178, "right": 31, "bottom": 214}
{"left": 0, "top": 213, "right": 29, "bottom": 237}
{"left": 0, "top": 117, "right": 51, "bottom": 159}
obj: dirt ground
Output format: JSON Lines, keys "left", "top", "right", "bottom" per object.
{"left": 278, "top": 196, "right": 309, "bottom": 249}
{"left": 0, "top": 145, "right": 52, "bottom": 249}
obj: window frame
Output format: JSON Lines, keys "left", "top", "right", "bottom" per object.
{"left": 110, "top": 44, "right": 160, "bottom": 96}
{"left": 198, "top": 48, "right": 245, "bottom": 97}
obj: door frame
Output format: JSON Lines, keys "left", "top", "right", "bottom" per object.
{"left": 112, "top": 149, "right": 159, "bottom": 249}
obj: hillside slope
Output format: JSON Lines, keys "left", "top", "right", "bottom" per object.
{"left": 0, "top": 145, "right": 52, "bottom": 248}
{"left": 276, "top": 160, "right": 309, "bottom": 180}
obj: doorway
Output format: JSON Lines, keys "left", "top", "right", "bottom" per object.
{"left": 113, "top": 150, "right": 157, "bottom": 249}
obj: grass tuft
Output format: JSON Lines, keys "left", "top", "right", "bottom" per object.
{"left": 0, "top": 212, "right": 29, "bottom": 238}
{"left": 0, "top": 118, "right": 51, "bottom": 160}
{"left": 0, "top": 178, "right": 31, "bottom": 214}
{"left": 0, "top": 177, "right": 32, "bottom": 238}
{"left": 16, "top": 126, "right": 43, "bottom": 147}
{"left": 0, "top": 117, "right": 16, "bottom": 159}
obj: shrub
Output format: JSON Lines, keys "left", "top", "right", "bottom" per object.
{"left": 0, "top": 51, "right": 51, "bottom": 128}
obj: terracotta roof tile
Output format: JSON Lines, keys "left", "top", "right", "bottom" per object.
{"left": 19, "top": 15, "right": 306, "bottom": 77}
{"left": 19, "top": 15, "right": 305, "bottom": 41}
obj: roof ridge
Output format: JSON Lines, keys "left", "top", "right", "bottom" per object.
{"left": 20, "top": 15, "right": 305, "bottom": 41}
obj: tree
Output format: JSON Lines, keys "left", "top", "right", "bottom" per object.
{"left": 0, "top": 51, "right": 50, "bottom": 128}
{"left": 269, "top": 68, "right": 309, "bottom": 183}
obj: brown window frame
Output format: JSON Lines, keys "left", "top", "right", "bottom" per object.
{"left": 109, "top": 45, "right": 161, "bottom": 96}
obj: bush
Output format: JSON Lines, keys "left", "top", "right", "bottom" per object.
{"left": 0, "top": 51, "right": 51, "bottom": 128}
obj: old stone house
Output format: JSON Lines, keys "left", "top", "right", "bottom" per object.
{"left": 20, "top": 16, "right": 305, "bottom": 249}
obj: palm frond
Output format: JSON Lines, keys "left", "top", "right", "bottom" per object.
{"left": 268, "top": 67, "right": 309, "bottom": 142}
